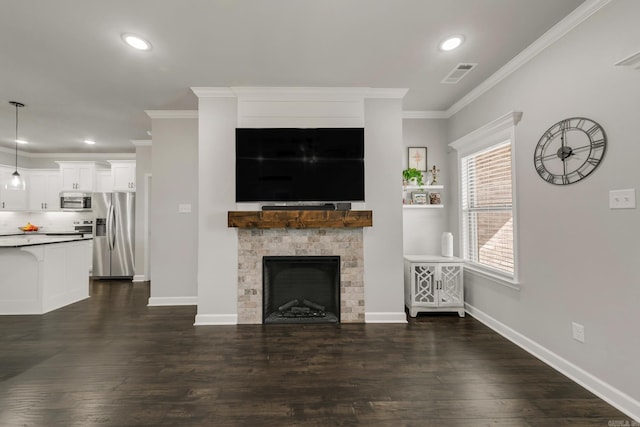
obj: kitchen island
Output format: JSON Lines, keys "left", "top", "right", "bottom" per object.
{"left": 0, "top": 234, "right": 92, "bottom": 315}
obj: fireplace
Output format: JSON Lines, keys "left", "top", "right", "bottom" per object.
{"left": 237, "top": 228, "right": 365, "bottom": 324}
{"left": 263, "top": 256, "right": 340, "bottom": 324}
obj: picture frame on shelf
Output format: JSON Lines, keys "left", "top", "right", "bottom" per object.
{"left": 411, "top": 191, "right": 428, "bottom": 205}
{"left": 408, "top": 147, "right": 427, "bottom": 171}
{"left": 429, "top": 192, "right": 441, "bottom": 205}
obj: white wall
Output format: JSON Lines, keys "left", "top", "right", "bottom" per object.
{"left": 134, "top": 145, "right": 151, "bottom": 280}
{"left": 194, "top": 97, "right": 238, "bottom": 324}
{"left": 0, "top": 150, "right": 19, "bottom": 167}
{"left": 363, "top": 98, "right": 406, "bottom": 323}
{"left": 195, "top": 96, "right": 238, "bottom": 324}
{"left": 447, "top": 0, "right": 639, "bottom": 416}
{"left": 402, "top": 119, "right": 449, "bottom": 255}
{"left": 149, "top": 117, "right": 199, "bottom": 304}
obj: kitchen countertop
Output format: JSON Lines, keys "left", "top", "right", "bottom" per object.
{"left": 0, "top": 234, "right": 92, "bottom": 248}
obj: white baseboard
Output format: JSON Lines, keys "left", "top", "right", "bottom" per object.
{"left": 147, "top": 296, "right": 198, "bottom": 306}
{"left": 365, "top": 311, "right": 407, "bottom": 324}
{"left": 465, "top": 303, "right": 640, "bottom": 423}
{"left": 194, "top": 314, "right": 238, "bottom": 326}
{"left": 132, "top": 274, "right": 147, "bottom": 282}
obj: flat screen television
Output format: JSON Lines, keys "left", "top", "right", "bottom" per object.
{"left": 236, "top": 128, "right": 364, "bottom": 203}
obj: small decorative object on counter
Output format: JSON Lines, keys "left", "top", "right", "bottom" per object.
{"left": 19, "top": 222, "right": 39, "bottom": 232}
{"left": 429, "top": 192, "right": 441, "bottom": 205}
{"left": 430, "top": 164, "right": 440, "bottom": 185}
{"left": 441, "top": 232, "right": 453, "bottom": 257}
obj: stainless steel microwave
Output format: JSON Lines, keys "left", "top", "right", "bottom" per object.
{"left": 59, "top": 192, "right": 92, "bottom": 211}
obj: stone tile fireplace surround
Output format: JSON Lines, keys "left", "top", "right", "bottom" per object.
{"left": 237, "top": 228, "right": 365, "bottom": 324}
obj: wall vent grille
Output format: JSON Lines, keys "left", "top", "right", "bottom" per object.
{"left": 441, "top": 63, "right": 478, "bottom": 84}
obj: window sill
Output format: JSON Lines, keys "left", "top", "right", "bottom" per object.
{"left": 463, "top": 264, "right": 521, "bottom": 291}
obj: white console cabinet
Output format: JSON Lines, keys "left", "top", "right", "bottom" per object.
{"left": 404, "top": 255, "right": 464, "bottom": 317}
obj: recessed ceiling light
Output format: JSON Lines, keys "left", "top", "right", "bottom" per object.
{"left": 440, "top": 35, "right": 464, "bottom": 51}
{"left": 16, "top": 139, "right": 28, "bottom": 144}
{"left": 121, "top": 33, "right": 151, "bottom": 51}
{"left": 84, "top": 139, "right": 96, "bottom": 145}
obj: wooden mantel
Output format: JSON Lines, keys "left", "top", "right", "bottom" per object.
{"left": 228, "top": 210, "right": 372, "bottom": 229}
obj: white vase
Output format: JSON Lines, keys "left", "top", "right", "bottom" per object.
{"left": 441, "top": 232, "right": 453, "bottom": 257}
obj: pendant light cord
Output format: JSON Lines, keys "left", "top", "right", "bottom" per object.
{"left": 9, "top": 101, "right": 24, "bottom": 173}
{"left": 14, "top": 103, "right": 18, "bottom": 171}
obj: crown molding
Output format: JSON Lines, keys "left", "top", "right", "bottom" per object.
{"left": 0, "top": 145, "right": 136, "bottom": 159}
{"left": 403, "top": 110, "right": 448, "bottom": 119}
{"left": 145, "top": 110, "right": 198, "bottom": 119}
{"left": 364, "top": 88, "right": 408, "bottom": 99}
{"left": 191, "top": 87, "right": 236, "bottom": 98}
{"left": 231, "top": 87, "right": 370, "bottom": 99}
{"left": 449, "top": 111, "right": 522, "bottom": 154}
{"left": 131, "top": 139, "right": 152, "bottom": 147}
{"left": 446, "top": 0, "right": 612, "bottom": 117}
{"left": 192, "top": 86, "right": 407, "bottom": 101}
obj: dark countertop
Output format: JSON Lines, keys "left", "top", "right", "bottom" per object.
{"left": 0, "top": 234, "right": 92, "bottom": 248}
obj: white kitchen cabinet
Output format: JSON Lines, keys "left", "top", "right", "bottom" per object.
{"left": 404, "top": 255, "right": 464, "bottom": 317}
{"left": 96, "top": 169, "right": 113, "bottom": 193}
{"left": 28, "top": 170, "right": 61, "bottom": 211}
{"left": 108, "top": 160, "right": 136, "bottom": 192}
{"left": 56, "top": 161, "right": 101, "bottom": 192}
{"left": 0, "top": 165, "right": 28, "bottom": 210}
{"left": 88, "top": 239, "right": 93, "bottom": 275}
{"left": 0, "top": 238, "right": 90, "bottom": 314}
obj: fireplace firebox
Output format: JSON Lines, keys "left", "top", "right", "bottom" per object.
{"left": 263, "top": 256, "right": 340, "bottom": 324}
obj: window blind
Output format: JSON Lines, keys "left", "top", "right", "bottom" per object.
{"left": 461, "top": 142, "right": 514, "bottom": 275}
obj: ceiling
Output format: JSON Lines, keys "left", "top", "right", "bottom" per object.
{"left": 0, "top": 0, "right": 585, "bottom": 154}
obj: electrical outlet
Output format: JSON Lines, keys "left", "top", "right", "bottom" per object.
{"left": 572, "top": 322, "right": 585, "bottom": 343}
{"left": 609, "top": 189, "right": 636, "bottom": 209}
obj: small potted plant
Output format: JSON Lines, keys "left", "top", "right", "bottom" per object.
{"left": 402, "top": 167, "right": 424, "bottom": 187}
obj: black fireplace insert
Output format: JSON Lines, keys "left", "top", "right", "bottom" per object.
{"left": 263, "top": 256, "right": 340, "bottom": 324}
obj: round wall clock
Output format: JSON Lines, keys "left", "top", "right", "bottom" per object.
{"left": 534, "top": 117, "right": 607, "bottom": 185}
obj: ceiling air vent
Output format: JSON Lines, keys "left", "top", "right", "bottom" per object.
{"left": 441, "top": 63, "right": 477, "bottom": 84}
{"left": 615, "top": 51, "right": 640, "bottom": 69}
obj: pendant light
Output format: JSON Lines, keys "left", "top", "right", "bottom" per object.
{"left": 5, "top": 101, "right": 26, "bottom": 191}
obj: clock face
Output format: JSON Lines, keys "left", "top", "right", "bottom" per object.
{"left": 534, "top": 117, "right": 606, "bottom": 185}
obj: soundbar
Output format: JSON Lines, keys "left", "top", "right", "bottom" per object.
{"left": 262, "top": 203, "right": 352, "bottom": 211}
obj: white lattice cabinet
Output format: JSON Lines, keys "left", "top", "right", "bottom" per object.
{"left": 404, "top": 255, "right": 464, "bottom": 317}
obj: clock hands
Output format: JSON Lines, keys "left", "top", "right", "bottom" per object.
{"left": 560, "top": 122, "right": 567, "bottom": 175}
{"left": 539, "top": 144, "right": 596, "bottom": 162}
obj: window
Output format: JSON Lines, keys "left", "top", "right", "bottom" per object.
{"left": 450, "top": 112, "right": 521, "bottom": 281}
{"left": 461, "top": 142, "right": 514, "bottom": 275}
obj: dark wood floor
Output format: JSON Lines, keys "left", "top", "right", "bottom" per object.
{"left": 0, "top": 280, "right": 632, "bottom": 426}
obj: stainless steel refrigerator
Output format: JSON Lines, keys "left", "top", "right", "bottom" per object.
{"left": 92, "top": 192, "right": 135, "bottom": 278}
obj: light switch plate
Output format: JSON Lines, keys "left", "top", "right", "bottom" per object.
{"left": 609, "top": 189, "right": 636, "bottom": 209}
{"left": 178, "top": 203, "right": 192, "bottom": 213}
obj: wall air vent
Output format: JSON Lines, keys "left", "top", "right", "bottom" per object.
{"left": 615, "top": 51, "right": 640, "bottom": 69}
{"left": 441, "top": 63, "right": 477, "bottom": 84}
